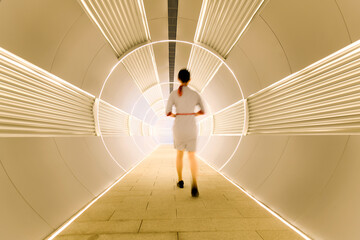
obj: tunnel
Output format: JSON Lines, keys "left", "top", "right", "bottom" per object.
{"left": 1, "top": 0, "right": 360, "bottom": 239}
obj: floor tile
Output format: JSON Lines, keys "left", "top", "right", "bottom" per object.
{"left": 54, "top": 146, "right": 304, "bottom": 240}
{"left": 179, "top": 231, "right": 263, "bottom": 240}
{"left": 60, "top": 220, "right": 141, "bottom": 235}
{"left": 97, "top": 233, "right": 177, "bottom": 240}
{"left": 140, "top": 219, "right": 215, "bottom": 232}
{"left": 257, "top": 230, "right": 304, "bottom": 240}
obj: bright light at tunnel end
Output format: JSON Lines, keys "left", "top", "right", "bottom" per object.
{"left": 196, "top": 155, "right": 312, "bottom": 240}
{"left": 98, "top": 40, "right": 245, "bottom": 175}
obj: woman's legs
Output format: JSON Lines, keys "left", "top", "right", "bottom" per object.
{"left": 188, "top": 151, "right": 198, "bottom": 187}
{"left": 176, "top": 150, "right": 184, "bottom": 181}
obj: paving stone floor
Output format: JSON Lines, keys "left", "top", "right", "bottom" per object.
{"left": 55, "top": 145, "right": 303, "bottom": 240}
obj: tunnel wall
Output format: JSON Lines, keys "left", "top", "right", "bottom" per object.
{"left": 200, "top": 0, "right": 360, "bottom": 239}
{"left": 1, "top": 0, "right": 360, "bottom": 239}
{"left": 0, "top": 1, "right": 155, "bottom": 239}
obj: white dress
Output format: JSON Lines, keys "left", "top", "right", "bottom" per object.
{"left": 165, "top": 86, "right": 205, "bottom": 151}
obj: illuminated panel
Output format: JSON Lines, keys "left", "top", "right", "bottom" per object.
{"left": 248, "top": 40, "right": 360, "bottom": 134}
{"left": 129, "top": 115, "right": 143, "bottom": 136}
{"left": 0, "top": 47, "right": 95, "bottom": 137}
{"left": 187, "top": 45, "right": 222, "bottom": 92}
{"left": 195, "top": 0, "right": 264, "bottom": 58}
{"left": 151, "top": 100, "right": 165, "bottom": 118}
{"left": 213, "top": 100, "right": 245, "bottom": 135}
{"left": 142, "top": 122, "right": 150, "bottom": 136}
{"left": 79, "top": 0, "right": 150, "bottom": 57}
{"left": 198, "top": 116, "right": 213, "bottom": 136}
{"left": 122, "top": 45, "right": 164, "bottom": 108}
{"left": 142, "top": 84, "right": 163, "bottom": 106}
{"left": 98, "top": 99, "right": 129, "bottom": 136}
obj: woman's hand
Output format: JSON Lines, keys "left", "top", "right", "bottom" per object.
{"left": 195, "top": 110, "right": 205, "bottom": 116}
{"left": 166, "top": 112, "right": 176, "bottom": 117}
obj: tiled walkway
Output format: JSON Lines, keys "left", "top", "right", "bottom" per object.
{"left": 56, "top": 145, "right": 303, "bottom": 240}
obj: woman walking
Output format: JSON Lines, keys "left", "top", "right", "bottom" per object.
{"left": 166, "top": 69, "right": 205, "bottom": 197}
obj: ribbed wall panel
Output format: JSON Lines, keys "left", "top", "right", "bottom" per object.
{"left": 198, "top": 116, "right": 213, "bottom": 136}
{"left": 122, "top": 45, "right": 164, "bottom": 113}
{"left": 248, "top": 40, "right": 360, "bottom": 134}
{"left": 143, "top": 84, "right": 163, "bottom": 106}
{"left": 151, "top": 100, "right": 165, "bottom": 117}
{"left": 129, "top": 115, "right": 143, "bottom": 136}
{"left": 195, "top": 0, "right": 264, "bottom": 57}
{"left": 142, "top": 123, "right": 150, "bottom": 136}
{"left": 187, "top": 46, "right": 222, "bottom": 92}
{"left": 79, "top": 0, "right": 150, "bottom": 56}
{"left": 98, "top": 100, "right": 129, "bottom": 136}
{"left": 0, "top": 48, "right": 95, "bottom": 137}
{"left": 214, "top": 100, "right": 245, "bottom": 135}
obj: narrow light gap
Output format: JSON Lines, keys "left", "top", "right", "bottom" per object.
{"left": 168, "top": 0, "right": 178, "bottom": 93}
{"left": 197, "top": 154, "right": 312, "bottom": 240}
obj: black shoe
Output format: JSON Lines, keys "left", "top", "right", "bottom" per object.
{"left": 191, "top": 186, "right": 199, "bottom": 197}
{"left": 177, "top": 180, "right": 184, "bottom": 188}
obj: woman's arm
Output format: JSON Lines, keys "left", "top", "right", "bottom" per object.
{"left": 165, "top": 92, "right": 175, "bottom": 117}
{"left": 196, "top": 93, "right": 205, "bottom": 116}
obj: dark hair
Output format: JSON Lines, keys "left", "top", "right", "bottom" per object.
{"left": 178, "top": 69, "right": 190, "bottom": 83}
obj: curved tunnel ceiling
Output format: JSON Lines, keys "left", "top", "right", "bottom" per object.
{"left": 1, "top": 0, "right": 360, "bottom": 240}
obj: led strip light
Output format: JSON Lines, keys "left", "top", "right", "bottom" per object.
{"left": 98, "top": 99, "right": 129, "bottom": 136}
{"left": 197, "top": 154, "right": 312, "bottom": 240}
{"left": 100, "top": 39, "right": 244, "bottom": 177}
{"left": 78, "top": 0, "right": 151, "bottom": 57}
{"left": 47, "top": 40, "right": 244, "bottom": 240}
{"left": 0, "top": 47, "right": 96, "bottom": 137}
{"left": 45, "top": 144, "right": 160, "bottom": 240}
{"left": 187, "top": 45, "right": 223, "bottom": 93}
{"left": 213, "top": 99, "right": 246, "bottom": 136}
{"left": 122, "top": 45, "right": 165, "bottom": 116}
{"left": 247, "top": 39, "right": 360, "bottom": 135}
{"left": 194, "top": 0, "right": 264, "bottom": 58}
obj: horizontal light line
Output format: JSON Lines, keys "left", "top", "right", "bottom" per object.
{"left": 196, "top": 154, "right": 312, "bottom": 240}
{"left": 45, "top": 144, "right": 160, "bottom": 240}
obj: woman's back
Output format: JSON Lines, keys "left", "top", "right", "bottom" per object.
{"left": 167, "top": 86, "right": 203, "bottom": 114}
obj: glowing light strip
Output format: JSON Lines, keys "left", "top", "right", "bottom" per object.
{"left": 200, "top": 61, "right": 223, "bottom": 93}
{"left": 198, "top": 115, "right": 214, "bottom": 155}
{"left": 45, "top": 144, "right": 160, "bottom": 240}
{"left": 93, "top": 98, "right": 100, "bottom": 136}
{"left": 129, "top": 115, "right": 147, "bottom": 156}
{"left": 79, "top": 0, "right": 151, "bottom": 57}
{"left": 99, "top": 40, "right": 244, "bottom": 100}
{"left": 194, "top": 0, "right": 265, "bottom": 58}
{"left": 218, "top": 135, "right": 242, "bottom": 171}
{"left": 246, "top": 39, "right": 360, "bottom": 134}
{"left": 93, "top": 98, "right": 128, "bottom": 172}
{"left": 194, "top": 0, "right": 208, "bottom": 42}
{"left": 79, "top": 0, "right": 119, "bottom": 55}
{"left": 0, "top": 47, "right": 94, "bottom": 98}
{"left": 214, "top": 99, "right": 245, "bottom": 115}
{"left": 247, "top": 39, "right": 360, "bottom": 99}
{"left": 137, "top": 0, "right": 151, "bottom": 40}
{"left": 224, "top": 0, "right": 265, "bottom": 57}
{"left": 243, "top": 99, "right": 249, "bottom": 135}
{"left": 99, "top": 40, "right": 244, "bottom": 175}
{"left": 197, "top": 154, "right": 312, "bottom": 240}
